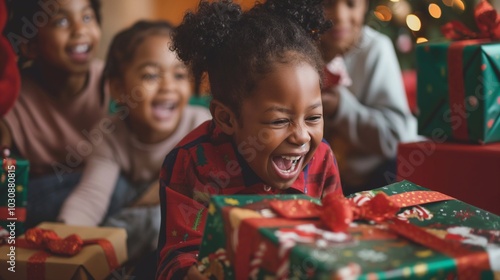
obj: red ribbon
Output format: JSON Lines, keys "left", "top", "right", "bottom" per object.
{"left": 442, "top": 0, "right": 500, "bottom": 40}
{"left": 269, "top": 190, "right": 491, "bottom": 278}
{"left": 270, "top": 191, "right": 453, "bottom": 232}
{"left": 16, "top": 228, "right": 120, "bottom": 280}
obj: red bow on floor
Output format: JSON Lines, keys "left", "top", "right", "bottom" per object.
{"left": 442, "top": 0, "right": 500, "bottom": 40}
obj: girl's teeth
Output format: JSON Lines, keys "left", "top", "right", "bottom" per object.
{"left": 281, "top": 155, "right": 301, "bottom": 161}
{"left": 73, "top": 45, "right": 89, "bottom": 53}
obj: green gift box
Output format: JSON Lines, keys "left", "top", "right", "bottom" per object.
{"left": 416, "top": 40, "right": 500, "bottom": 143}
{"left": 199, "top": 181, "right": 500, "bottom": 279}
{"left": 0, "top": 157, "right": 29, "bottom": 243}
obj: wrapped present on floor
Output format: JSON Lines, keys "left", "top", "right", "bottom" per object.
{"left": 416, "top": 0, "right": 500, "bottom": 143}
{"left": 0, "top": 222, "right": 128, "bottom": 280}
{"left": 0, "top": 156, "right": 29, "bottom": 243}
{"left": 397, "top": 141, "right": 500, "bottom": 215}
{"left": 199, "top": 180, "right": 500, "bottom": 280}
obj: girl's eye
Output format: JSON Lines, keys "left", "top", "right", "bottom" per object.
{"left": 83, "top": 13, "right": 95, "bottom": 23}
{"left": 54, "top": 17, "right": 69, "bottom": 27}
{"left": 143, "top": 73, "right": 160, "bottom": 81}
{"left": 306, "top": 115, "right": 323, "bottom": 123}
{"left": 270, "top": 119, "right": 290, "bottom": 127}
{"left": 174, "top": 72, "right": 188, "bottom": 80}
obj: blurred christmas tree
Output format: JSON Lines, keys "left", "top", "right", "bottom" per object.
{"left": 367, "top": 0, "right": 494, "bottom": 70}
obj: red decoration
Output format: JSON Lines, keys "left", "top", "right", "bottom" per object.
{"left": 442, "top": 0, "right": 500, "bottom": 40}
{"left": 270, "top": 191, "right": 453, "bottom": 233}
{"left": 322, "top": 66, "right": 341, "bottom": 89}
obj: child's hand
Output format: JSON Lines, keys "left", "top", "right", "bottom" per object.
{"left": 131, "top": 180, "right": 160, "bottom": 207}
{"left": 184, "top": 266, "right": 209, "bottom": 280}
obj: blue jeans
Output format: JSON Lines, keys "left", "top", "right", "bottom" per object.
{"left": 25, "top": 172, "right": 136, "bottom": 228}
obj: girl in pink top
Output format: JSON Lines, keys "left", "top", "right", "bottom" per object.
{"left": 58, "top": 20, "right": 211, "bottom": 260}
{"left": 1, "top": 0, "right": 106, "bottom": 227}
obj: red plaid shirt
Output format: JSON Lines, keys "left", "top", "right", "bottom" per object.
{"left": 156, "top": 120, "right": 342, "bottom": 279}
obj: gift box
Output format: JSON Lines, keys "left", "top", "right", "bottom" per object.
{"left": 0, "top": 157, "right": 29, "bottom": 243}
{"left": 396, "top": 141, "right": 500, "bottom": 215}
{"left": 416, "top": 39, "right": 500, "bottom": 144}
{"left": 198, "top": 181, "right": 500, "bottom": 279}
{"left": 0, "top": 222, "right": 128, "bottom": 280}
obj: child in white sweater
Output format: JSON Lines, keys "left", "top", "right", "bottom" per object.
{"left": 320, "top": 0, "right": 418, "bottom": 194}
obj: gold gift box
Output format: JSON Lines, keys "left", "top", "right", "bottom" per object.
{"left": 0, "top": 222, "right": 128, "bottom": 280}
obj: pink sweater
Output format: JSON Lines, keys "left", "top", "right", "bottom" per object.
{"left": 58, "top": 105, "right": 211, "bottom": 226}
{"left": 3, "top": 60, "right": 108, "bottom": 177}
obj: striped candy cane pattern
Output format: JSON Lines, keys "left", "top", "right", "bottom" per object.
{"left": 397, "top": 205, "right": 433, "bottom": 221}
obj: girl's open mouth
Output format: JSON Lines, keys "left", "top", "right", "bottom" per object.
{"left": 67, "top": 43, "right": 92, "bottom": 63}
{"left": 271, "top": 155, "right": 303, "bottom": 179}
{"left": 152, "top": 100, "right": 178, "bottom": 121}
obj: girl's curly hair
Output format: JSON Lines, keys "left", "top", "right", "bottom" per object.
{"left": 171, "top": 0, "right": 331, "bottom": 114}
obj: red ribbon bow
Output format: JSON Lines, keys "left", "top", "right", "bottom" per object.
{"left": 442, "top": 0, "right": 500, "bottom": 40}
{"left": 18, "top": 228, "right": 84, "bottom": 256}
{"left": 270, "top": 192, "right": 401, "bottom": 233}
{"left": 270, "top": 191, "right": 453, "bottom": 233}
{"left": 15, "top": 227, "right": 120, "bottom": 280}
{"left": 319, "top": 192, "right": 400, "bottom": 232}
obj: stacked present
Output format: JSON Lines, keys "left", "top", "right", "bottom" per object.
{"left": 400, "top": 0, "right": 500, "bottom": 215}
{"left": 416, "top": 0, "right": 500, "bottom": 143}
{"left": 198, "top": 181, "right": 500, "bottom": 279}
{"left": 0, "top": 222, "right": 128, "bottom": 280}
{"left": 0, "top": 156, "right": 29, "bottom": 243}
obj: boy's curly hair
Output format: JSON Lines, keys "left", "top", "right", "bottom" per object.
{"left": 171, "top": 0, "right": 332, "bottom": 114}
{"left": 4, "top": 0, "right": 101, "bottom": 55}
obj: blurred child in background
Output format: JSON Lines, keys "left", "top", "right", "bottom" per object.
{"left": 1, "top": 0, "right": 106, "bottom": 227}
{"left": 320, "top": 0, "right": 418, "bottom": 195}
{"left": 58, "top": 20, "right": 211, "bottom": 260}
{"left": 157, "top": 0, "right": 343, "bottom": 278}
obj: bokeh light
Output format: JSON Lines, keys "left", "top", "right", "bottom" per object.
{"left": 416, "top": 37, "right": 429, "bottom": 43}
{"left": 428, "top": 3, "right": 442, "bottom": 18}
{"left": 406, "top": 14, "right": 421, "bottom": 31}
{"left": 374, "top": 5, "right": 393, "bottom": 21}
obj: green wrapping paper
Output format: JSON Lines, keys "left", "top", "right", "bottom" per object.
{"left": 416, "top": 40, "right": 500, "bottom": 143}
{"left": 0, "top": 157, "right": 29, "bottom": 242}
{"left": 198, "top": 181, "right": 500, "bottom": 279}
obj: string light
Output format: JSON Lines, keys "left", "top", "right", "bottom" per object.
{"left": 375, "top": 5, "right": 393, "bottom": 21}
{"left": 416, "top": 37, "right": 429, "bottom": 43}
{"left": 442, "top": 0, "right": 453, "bottom": 7}
{"left": 406, "top": 14, "right": 421, "bottom": 31}
{"left": 453, "top": 0, "right": 465, "bottom": 12}
{"left": 369, "top": 0, "right": 473, "bottom": 68}
{"left": 428, "top": 3, "right": 442, "bottom": 19}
